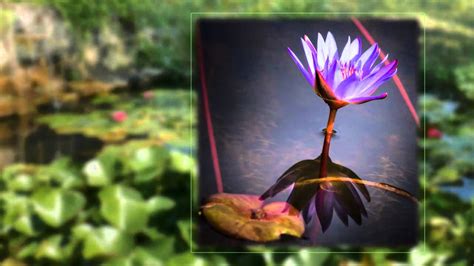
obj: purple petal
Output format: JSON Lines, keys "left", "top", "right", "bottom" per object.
{"left": 334, "top": 73, "right": 358, "bottom": 99}
{"left": 317, "top": 33, "right": 327, "bottom": 70}
{"left": 357, "top": 60, "right": 398, "bottom": 96}
{"left": 332, "top": 63, "right": 344, "bottom": 89}
{"left": 339, "top": 37, "right": 352, "bottom": 63}
{"left": 334, "top": 200, "right": 349, "bottom": 226}
{"left": 325, "top": 32, "right": 338, "bottom": 61}
{"left": 316, "top": 189, "right": 334, "bottom": 232}
{"left": 288, "top": 47, "right": 314, "bottom": 86}
{"left": 325, "top": 60, "right": 338, "bottom": 89}
{"left": 370, "top": 54, "right": 389, "bottom": 75}
{"left": 346, "top": 92, "right": 388, "bottom": 104}
{"left": 348, "top": 37, "right": 362, "bottom": 62}
{"left": 301, "top": 38, "right": 315, "bottom": 75}
{"left": 357, "top": 43, "right": 379, "bottom": 77}
{"left": 304, "top": 35, "right": 318, "bottom": 71}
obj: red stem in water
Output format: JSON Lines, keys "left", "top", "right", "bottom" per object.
{"left": 319, "top": 108, "right": 337, "bottom": 178}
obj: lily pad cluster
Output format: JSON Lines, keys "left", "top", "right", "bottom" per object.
{"left": 0, "top": 131, "right": 199, "bottom": 264}
{"left": 38, "top": 89, "right": 195, "bottom": 147}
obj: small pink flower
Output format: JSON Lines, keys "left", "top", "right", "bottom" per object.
{"left": 111, "top": 111, "right": 127, "bottom": 123}
{"left": 427, "top": 126, "right": 442, "bottom": 139}
{"left": 143, "top": 90, "right": 154, "bottom": 100}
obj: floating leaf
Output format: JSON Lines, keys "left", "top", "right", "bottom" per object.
{"left": 146, "top": 195, "right": 175, "bottom": 213}
{"left": 83, "top": 159, "right": 111, "bottom": 186}
{"left": 38, "top": 89, "right": 195, "bottom": 145}
{"left": 99, "top": 185, "right": 150, "bottom": 233}
{"left": 7, "top": 174, "right": 34, "bottom": 192}
{"left": 14, "top": 215, "right": 37, "bottom": 236}
{"left": 169, "top": 150, "right": 195, "bottom": 174}
{"left": 201, "top": 193, "right": 304, "bottom": 242}
{"left": 32, "top": 188, "right": 85, "bottom": 227}
{"left": 82, "top": 226, "right": 134, "bottom": 259}
{"left": 128, "top": 146, "right": 168, "bottom": 183}
{"left": 35, "top": 235, "right": 64, "bottom": 261}
{"left": 177, "top": 220, "right": 193, "bottom": 247}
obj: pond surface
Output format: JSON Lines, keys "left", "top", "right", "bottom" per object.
{"left": 441, "top": 177, "right": 474, "bottom": 201}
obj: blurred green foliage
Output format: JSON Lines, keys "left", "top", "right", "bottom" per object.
{"left": 1, "top": 0, "right": 474, "bottom": 265}
{"left": 0, "top": 137, "right": 198, "bottom": 264}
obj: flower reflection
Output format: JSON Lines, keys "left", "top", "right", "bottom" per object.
{"left": 260, "top": 156, "right": 371, "bottom": 232}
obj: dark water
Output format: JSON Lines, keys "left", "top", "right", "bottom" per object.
{"left": 441, "top": 177, "right": 474, "bottom": 201}
{"left": 0, "top": 109, "right": 103, "bottom": 168}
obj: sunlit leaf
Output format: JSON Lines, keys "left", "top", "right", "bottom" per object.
{"left": 146, "top": 195, "right": 175, "bottom": 213}
{"left": 128, "top": 146, "right": 168, "bottom": 183}
{"left": 82, "top": 226, "right": 134, "bottom": 259}
{"left": 83, "top": 159, "right": 111, "bottom": 186}
{"left": 99, "top": 185, "right": 150, "bottom": 233}
{"left": 32, "top": 188, "right": 85, "bottom": 227}
{"left": 35, "top": 235, "right": 64, "bottom": 261}
{"left": 169, "top": 150, "right": 195, "bottom": 174}
{"left": 177, "top": 220, "right": 193, "bottom": 247}
{"left": 201, "top": 193, "right": 304, "bottom": 242}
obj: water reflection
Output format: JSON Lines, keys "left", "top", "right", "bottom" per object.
{"left": 260, "top": 155, "right": 371, "bottom": 232}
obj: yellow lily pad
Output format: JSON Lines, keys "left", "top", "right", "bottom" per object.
{"left": 201, "top": 193, "right": 304, "bottom": 242}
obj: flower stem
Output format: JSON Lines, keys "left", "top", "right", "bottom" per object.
{"left": 296, "top": 177, "right": 418, "bottom": 203}
{"left": 319, "top": 108, "right": 337, "bottom": 178}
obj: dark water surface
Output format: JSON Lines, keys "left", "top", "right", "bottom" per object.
{"left": 0, "top": 105, "right": 103, "bottom": 168}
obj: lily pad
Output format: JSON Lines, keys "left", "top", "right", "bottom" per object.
{"left": 201, "top": 193, "right": 304, "bottom": 242}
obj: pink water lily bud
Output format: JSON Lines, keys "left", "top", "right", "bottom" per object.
{"left": 143, "top": 90, "right": 154, "bottom": 100}
{"left": 427, "top": 126, "right": 443, "bottom": 139}
{"left": 111, "top": 111, "right": 127, "bottom": 123}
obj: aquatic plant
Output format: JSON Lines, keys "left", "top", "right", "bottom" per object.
{"left": 261, "top": 32, "right": 414, "bottom": 232}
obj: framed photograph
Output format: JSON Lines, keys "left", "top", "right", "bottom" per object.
{"left": 198, "top": 18, "right": 419, "bottom": 247}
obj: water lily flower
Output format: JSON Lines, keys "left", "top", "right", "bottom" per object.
{"left": 427, "top": 126, "right": 443, "bottom": 139}
{"left": 111, "top": 111, "right": 127, "bottom": 123}
{"left": 143, "top": 90, "right": 154, "bottom": 100}
{"left": 288, "top": 32, "right": 398, "bottom": 109}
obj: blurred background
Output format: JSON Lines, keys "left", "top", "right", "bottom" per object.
{"left": 0, "top": 0, "right": 472, "bottom": 265}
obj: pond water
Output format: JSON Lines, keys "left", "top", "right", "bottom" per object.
{"left": 441, "top": 177, "right": 474, "bottom": 202}
{"left": 0, "top": 101, "right": 104, "bottom": 168}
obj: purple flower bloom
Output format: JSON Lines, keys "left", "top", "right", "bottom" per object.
{"left": 288, "top": 32, "right": 398, "bottom": 109}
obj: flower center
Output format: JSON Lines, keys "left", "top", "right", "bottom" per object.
{"left": 340, "top": 63, "right": 356, "bottom": 79}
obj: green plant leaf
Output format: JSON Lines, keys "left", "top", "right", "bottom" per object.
{"left": 13, "top": 215, "right": 37, "bottom": 236}
{"left": 83, "top": 159, "right": 112, "bottom": 186}
{"left": 169, "top": 150, "right": 195, "bottom": 174}
{"left": 82, "top": 226, "right": 134, "bottom": 259}
{"left": 35, "top": 235, "right": 64, "bottom": 261}
{"left": 177, "top": 220, "right": 194, "bottom": 248}
{"left": 129, "top": 146, "right": 168, "bottom": 183}
{"left": 32, "top": 188, "right": 85, "bottom": 227}
{"left": 146, "top": 195, "right": 175, "bottom": 213}
{"left": 99, "top": 185, "right": 149, "bottom": 233}
{"left": 201, "top": 193, "right": 304, "bottom": 242}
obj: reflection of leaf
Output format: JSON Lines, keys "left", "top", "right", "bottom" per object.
{"left": 201, "top": 193, "right": 304, "bottom": 242}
